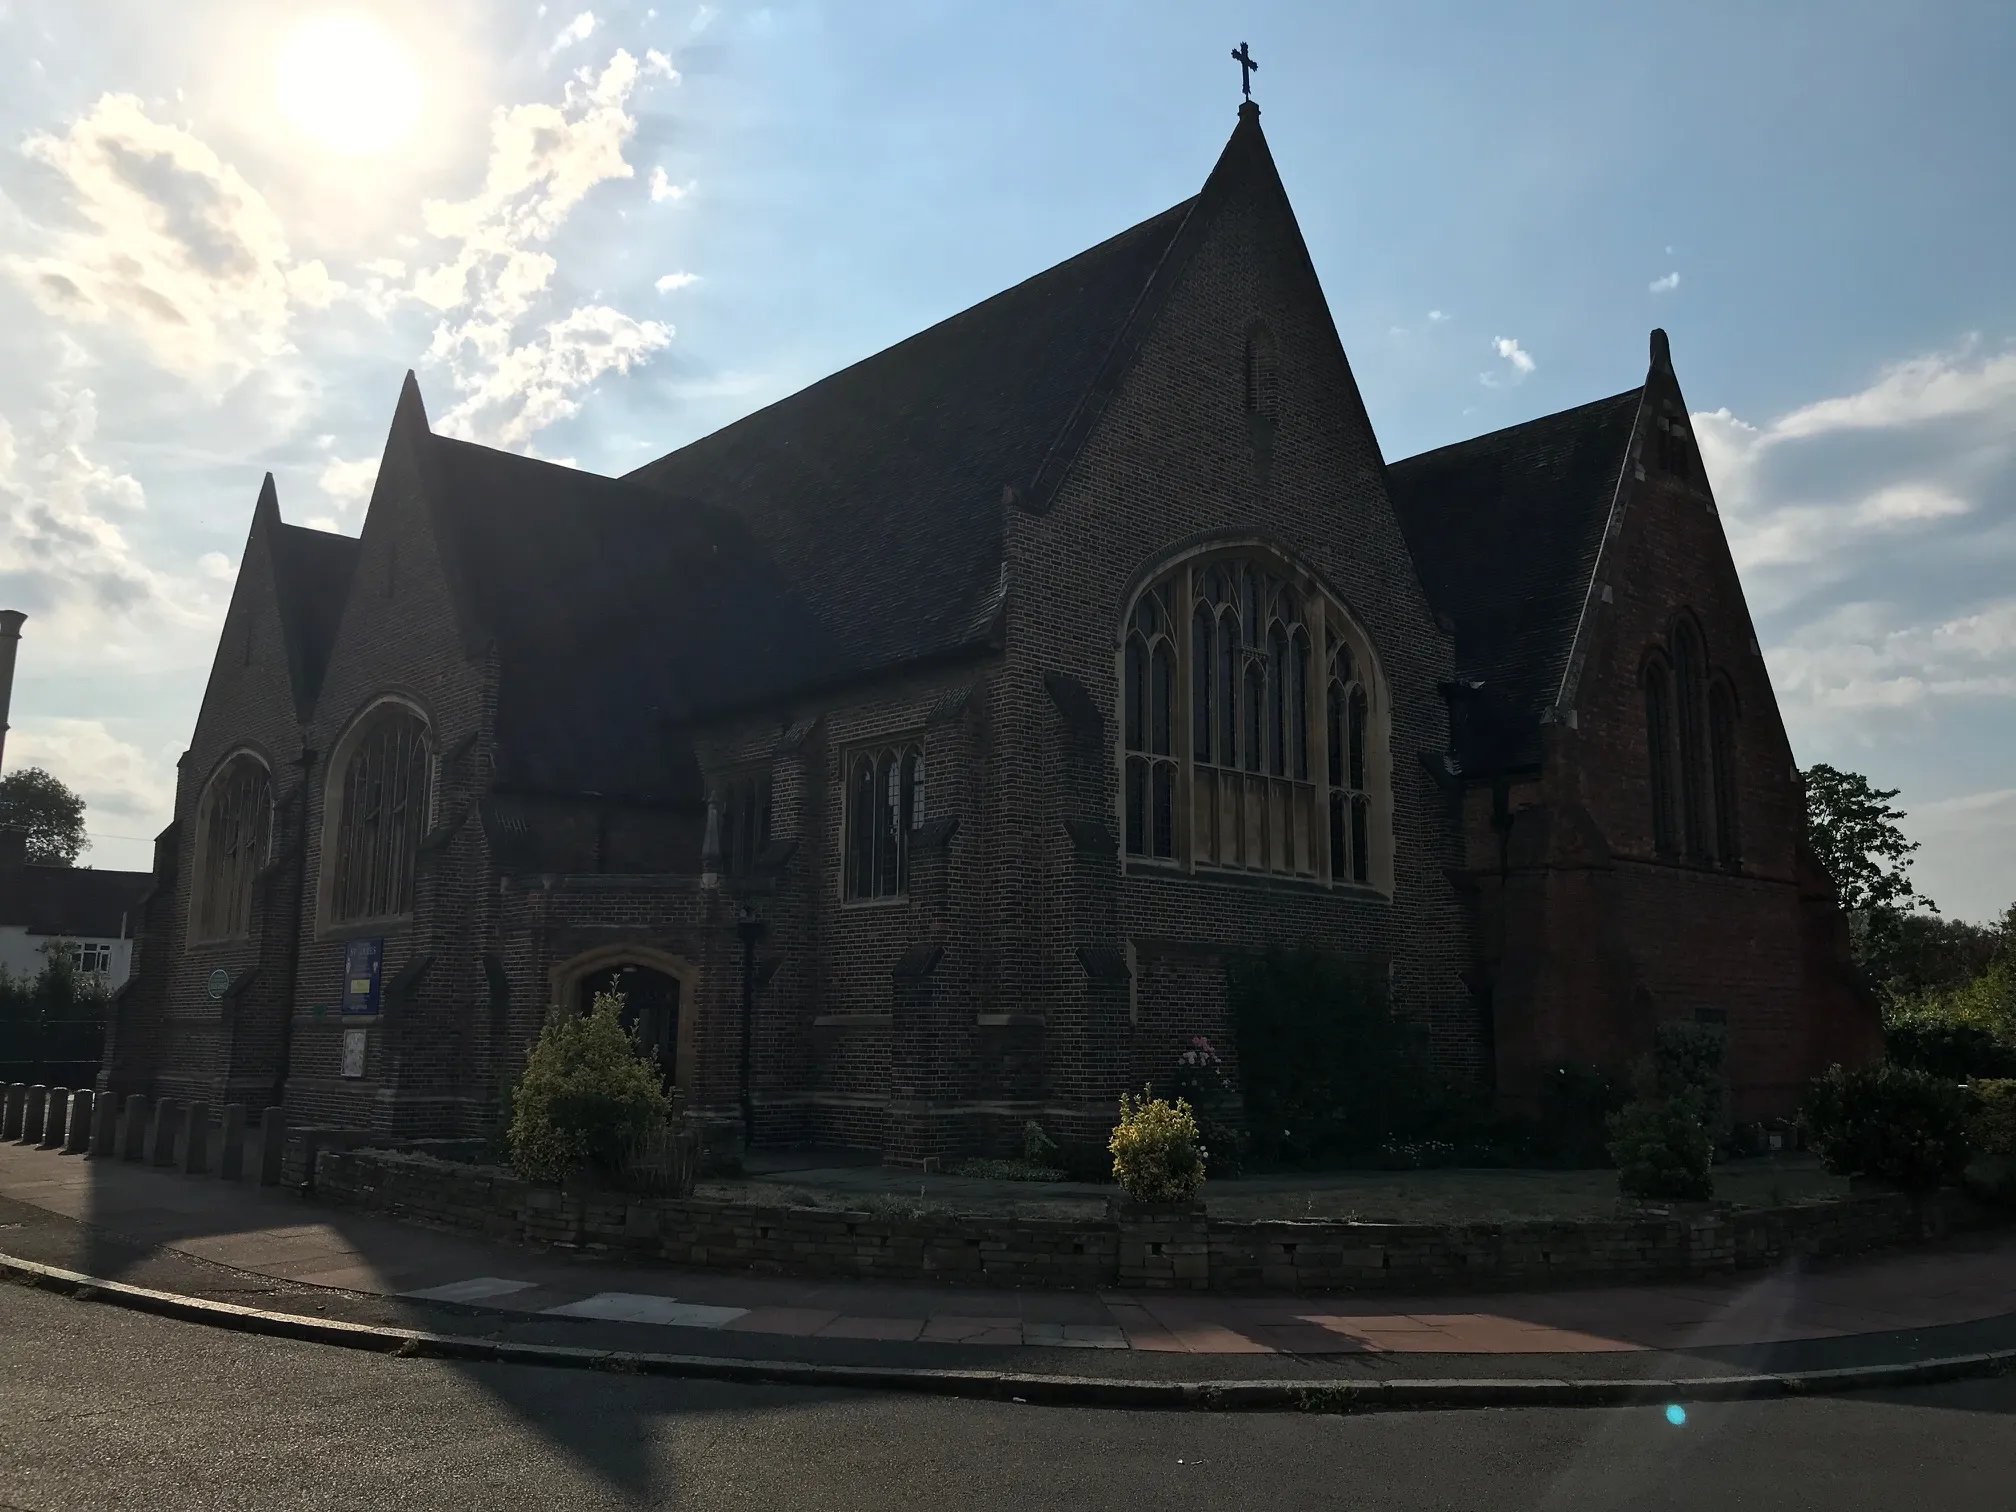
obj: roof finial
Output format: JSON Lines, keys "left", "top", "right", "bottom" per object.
{"left": 1231, "top": 41, "right": 1258, "bottom": 101}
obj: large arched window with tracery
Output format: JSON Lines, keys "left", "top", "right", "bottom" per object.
{"left": 326, "top": 704, "right": 432, "bottom": 925}
{"left": 192, "top": 755, "right": 273, "bottom": 941}
{"left": 1121, "top": 550, "right": 1386, "bottom": 887}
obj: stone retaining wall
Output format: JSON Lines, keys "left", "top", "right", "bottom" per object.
{"left": 313, "top": 1147, "right": 1993, "bottom": 1293}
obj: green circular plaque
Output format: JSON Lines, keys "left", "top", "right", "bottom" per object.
{"left": 206, "top": 968, "right": 230, "bottom": 1001}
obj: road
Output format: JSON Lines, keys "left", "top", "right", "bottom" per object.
{"left": 2, "top": 1284, "right": 2009, "bottom": 1511}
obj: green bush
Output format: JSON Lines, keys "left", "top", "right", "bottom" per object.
{"left": 1647, "top": 1021, "right": 1730, "bottom": 1129}
{"left": 507, "top": 993, "right": 671, "bottom": 1183}
{"left": 1968, "top": 1079, "right": 2016, "bottom": 1159}
{"left": 1109, "top": 1089, "right": 1205, "bottom": 1203}
{"left": 1230, "top": 948, "right": 1431, "bottom": 1163}
{"left": 1886, "top": 1018, "right": 2016, "bottom": 1080}
{"left": 1607, "top": 1097, "right": 1715, "bottom": 1201}
{"left": 1802, "top": 1063, "right": 1972, "bottom": 1193}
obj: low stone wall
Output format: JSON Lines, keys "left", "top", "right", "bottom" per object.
{"left": 313, "top": 1147, "right": 1994, "bottom": 1294}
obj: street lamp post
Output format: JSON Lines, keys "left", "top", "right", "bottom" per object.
{"left": 735, "top": 903, "right": 764, "bottom": 1152}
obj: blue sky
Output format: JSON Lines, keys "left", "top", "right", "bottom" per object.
{"left": 0, "top": 0, "right": 2011, "bottom": 921}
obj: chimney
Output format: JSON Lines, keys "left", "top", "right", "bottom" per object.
{"left": 0, "top": 611, "right": 23, "bottom": 775}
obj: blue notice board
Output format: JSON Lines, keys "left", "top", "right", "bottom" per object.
{"left": 342, "top": 938, "right": 384, "bottom": 1017}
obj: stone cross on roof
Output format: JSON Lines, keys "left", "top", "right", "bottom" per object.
{"left": 1231, "top": 41, "right": 1258, "bottom": 100}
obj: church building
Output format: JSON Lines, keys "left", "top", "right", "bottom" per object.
{"left": 103, "top": 102, "right": 1878, "bottom": 1163}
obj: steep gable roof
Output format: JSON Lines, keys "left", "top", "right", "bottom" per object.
{"left": 1386, "top": 387, "right": 1643, "bottom": 771}
{"left": 620, "top": 196, "right": 1200, "bottom": 686}
{"left": 268, "top": 517, "right": 360, "bottom": 720}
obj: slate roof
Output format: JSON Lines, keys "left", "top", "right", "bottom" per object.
{"left": 428, "top": 436, "right": 826, "bottom": 800}
{"left": 268, "top": 519, "right": 360, "bottom": 719}
{"left": 620, "top": 197, "right": 1199, "bottom": 688}
{"left": 1385, "top": 388, "right": 1644, "bottom": 772}
{"left": 0, "top": 858, "right": 152, "bottom": 939}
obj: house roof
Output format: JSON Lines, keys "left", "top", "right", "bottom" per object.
{"left": 0, "top": 857, "right": 152, "bottom": 940}
{"left": 1385, "top": 387, "right": 1644, "bottom": 771}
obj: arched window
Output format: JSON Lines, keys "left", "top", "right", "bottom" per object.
{"left": 1709, "top": 682, "right": 1740, "bottom": 865}
{"left": 844, "top": 742, "right": 922, "bottom": 898}
{"left": 1123, "top": 550, "right": 1385, "bottom": 886}
{"left": 192, "top": 755, "right": 273, "bottom": 941}
{"left": 1672, "top": 621, "right": 1709, "bottom": 859}
{"left": 1243, "top": 324, "right": 1280, "bottom": 422}
{"left": 327, "top": 705, "right": 431, "bottom": 925}
{"left": 1643, "top": 658, "right": 1678, "bottom": 855}
{"left": 1123, "top": 587, "right": 1178, "bottom": 860}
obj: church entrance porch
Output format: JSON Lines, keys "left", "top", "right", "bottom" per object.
{"left": 574, "top": 962, "right": 681, "bottom": 1091}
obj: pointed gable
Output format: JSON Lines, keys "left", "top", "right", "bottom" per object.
{"left": 1386, "top": 388, "right": 1644, "bottom": 771}
{"left": 266, "top": 504, "right": 361, "bottom": 720}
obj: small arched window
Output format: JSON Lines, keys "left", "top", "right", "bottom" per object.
{"left": 193, "top": 755, "right": 273, "bottom": 941}
{"left": 1243, "top": 324, "right": 1280, "bottom": 422}
{"left": 1122, "top": 550, "right": 1385, "bottom": 887}
{"left": 1643, "top": 658, "right": 1678, "bottom": 855}
{"left": 1709, "top": 682, "right": 1740, "bottom": 865}
{"left": 328, "top": 705, "right": 431, "bottom": 925}
{"left": 717, "top": 771, "right": 773, "bottom": 878}
{"left": 1672, "top": 621, "right": 1709, "bottom": 859}
{"left": 844, "top": 742, "right": 922, "bottom": 898}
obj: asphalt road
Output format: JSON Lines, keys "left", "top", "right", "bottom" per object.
{"left": 3, "top": 1284, "right": 2010, "bottom": 1512}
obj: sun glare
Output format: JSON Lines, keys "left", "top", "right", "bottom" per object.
{"left": 275, "top": 12, "right": 422, "bottom": 155}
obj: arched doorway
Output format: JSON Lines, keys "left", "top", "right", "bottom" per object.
{"left": 576, "top": 962, "right": 681, "bottom": 1090}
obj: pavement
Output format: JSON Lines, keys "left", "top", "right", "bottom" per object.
{"left": 6, "top": 1278, "right": 2016, "bottom": 1512}
{"left": 3, "top": 1139, "right": 2015, "bottom": 1386}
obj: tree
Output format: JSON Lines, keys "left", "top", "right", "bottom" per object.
{"left": 1800, "top": 764, "right": 1933, "bottom": 917}
{"left": 0, "top": 768, "right": 87, "bottom": 866}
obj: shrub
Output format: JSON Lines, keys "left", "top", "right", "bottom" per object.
{"left": 1647, "top": 1021, "right": 1730, "bottom": 1130}
{"left": 1802, "top": 1063, "right": 1972, "bottom": 1194}
{"left": 1607, "top": 1097, "right": 1715, "bottom": 1201}
{"left": 1165, "top": 1035, "right": 1245, "bottom": 1178}
{"left": 618, "top": 1118, "right": 698, "bottom": 1198}
{"left": 507, "top": 993, "right": 671, "bottom": 1183}
{"left": 1230, "top": 948, "right": 1432, "bottom": 1163}
{"left": 1886, "top": 1018, "right": 2016, "bottom": 1081}
{"left": 1109, "top": 1088, "right": 1205, "bottom": 1203}
{"left": 1968, "top": 1079, "right": 2016, "bottom": 1159}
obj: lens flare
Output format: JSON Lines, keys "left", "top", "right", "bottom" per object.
{"left": 1665, "top": 1403, "right": 1688, "bottom": 1426}
{"left": 275, "top": 12, "right": 423, "bottom": 156}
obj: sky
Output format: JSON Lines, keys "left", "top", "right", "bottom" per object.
{"left": 0, "top": 0, "right": 2011, "bottom": 922}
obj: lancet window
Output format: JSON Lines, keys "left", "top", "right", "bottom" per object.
{"left": 193, "top": 755, "right": 274, "bottom": 940}
{"left": 327, "top": 705, "right": 432, "bottom": 925}
{"left": 844, "top": 744, "right": 923, "bottom": 899}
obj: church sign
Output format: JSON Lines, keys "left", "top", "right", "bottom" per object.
{"left": 342, "top": 938, "right": 383, "bottom": 1017}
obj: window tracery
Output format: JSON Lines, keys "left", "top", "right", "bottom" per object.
{"left": 844, "top": 743, "right": 922, "bottom": 899}
{"left": 193, "top": 755, "right": 273, "bottom": 940}
{"left": 327, "top": 706, "right": 431, "bottom": 925}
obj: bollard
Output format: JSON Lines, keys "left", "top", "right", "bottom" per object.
{"left": 120, "top": 1095, "right": 150, "bottom": 1160}
{"left": 21, "top": 1085, "right": 46, "bottom": 1145}
{"left": 38, "top": 1089, "right": 70, "bottom": 1150}
{"left": 2, "top": 1083, "right": 23, "bottom": 1140}
{"left": 72, "top": 1089, "right": 101, "bottom": 1155}
{"left": 181, "top": 1100, "right": 210, "bottom": 1175}
{"left": 88, "top": 1091, "right": 117, "bottom": 1156}
{"left": 219, "top": 1104, "right": 247, "bottom": 1181}
{"left": 149, "top": 1097, "right": 182, "bottom": 1167}
{"left": 257, "top": 1106, "right": 287, "bottom": 1187}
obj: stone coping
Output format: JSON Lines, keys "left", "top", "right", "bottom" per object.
{"left": 311, "top": 1145, "right": 1999, "bottom": 1294}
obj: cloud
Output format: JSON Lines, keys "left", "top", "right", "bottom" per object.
{"left": 649, "top": 167, "right": 693, "bottom": 203}
{"left": 550, "top": 11, "right": 597, "bottom": 52}
{"left": 6, "top": 94, "right": 332, "bottom": 389}
{"left": 654, "top": 270, "right": 698, "bottom": 293}
{"left": 1481, "top": 335, "right": 1534, "bottom": 384}
{"left": 1649, "top": 271, "right": 1680, "bottom": 293}
{"left": 691, "top": 4, "right": 717, "bottom": 32}
{"left": 5, "top": 717, "right": 179, "bottom": 854}
{"left": 0, "top": 385, "right": 218, "bottom": 681}
{"left": 1427, "top": 309, "right": 1448, "bottom": 323}
{"left": 318, "top": 455, "right": 379, "bottom": 509}
{"left": 197, "top": 550, "right": 235, "bottom": 580}
{"left": 414, "top": 51, "right": 674, "bottom": 447}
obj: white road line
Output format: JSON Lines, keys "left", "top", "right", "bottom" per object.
{"left": 541, "top": 1292, "right": 749, "bottom": 1328}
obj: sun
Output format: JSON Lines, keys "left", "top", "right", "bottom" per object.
{"left": 275, "top": 12, "right": 422, "bottom": 156}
